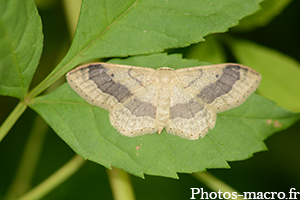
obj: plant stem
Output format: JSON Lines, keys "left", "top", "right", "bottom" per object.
{"left": 193, "top": 172, "right": 244, "bottom": 200}
{"left": 0, "top": 101, "right": 27, "bottom": 142}
{"left": 107, "top": 167, "right": 136, "bottom": 200}
{"left": 5, "top": 116, "right": 49, "bottom": 200}
{"left": 17, "top": 155, "right": 86, "bottom": 200}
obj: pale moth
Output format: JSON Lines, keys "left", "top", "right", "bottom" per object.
{"left": 66, "top": 63, "right": 261, "bottom": 140}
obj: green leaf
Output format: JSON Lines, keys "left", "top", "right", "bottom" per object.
{"left": 0, "top": 0, "right": 43, "bottom": 100}
{"left": 66, "top": 0, "right": 262, "bottom": 63}
{"left": 233, "top": 0, "right": 292, "bottom": 31}
{"left": 228, "top": 38, "right": 300, "bottom": 112}
{"left": 29, "top": 0, "right": 262, "bottom": 98}
{"left": 185, "top": 35, "right": 226, "bottom": 64}
{"left": 30, "top": 54, "right": 300, "bottom": 178}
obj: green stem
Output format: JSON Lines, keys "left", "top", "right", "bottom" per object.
{"left": 5, "top": 52, "right": 70, "bottom": 198}
{"left": 193, "top": 172, "right": 244, "bottom": 200}
{"left": 5, "top": 116, "right": 49, "bottom": 200}
{"left": 107, "top": 167, "right": 135, "bottom": 200}
{"left": 17, "top": 155, "right": 86, "bottom": 200}
{"left": 0, "top": 101, "right": 27, "bottom": 142}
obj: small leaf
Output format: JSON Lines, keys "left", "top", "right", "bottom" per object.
{"left": 0, "top": 0, "right": 43, "bottom": 99}
{"left": 228, "top": 38, "right": 300, "bottom": 112}
{"left": 30, "top": 54, "right": 299, "bottom": 178}
{"left": 233, "top": 0, "right": 292, "bottom": 31}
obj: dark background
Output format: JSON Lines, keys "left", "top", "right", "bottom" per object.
{"left": 0, "top": 0, "right": 299, "bottom": 199}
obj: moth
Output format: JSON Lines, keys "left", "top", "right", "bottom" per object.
{"left": 66, "top": 63, "right": 261, "bottom": 140}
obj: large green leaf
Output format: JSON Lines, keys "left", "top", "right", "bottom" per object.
{"left": 30, "top": 0, "right": 262, "bottom": 98}
{"left": 66, "top": 0, "right": 262, "bottom": 61}
{"left": 0, "top": 0, "right": 43, "bottom": 99}
{"left": 30, "top": 54, "right": 299, "bottom": 178}
{"left": 228, "top": 39, "right": 300, "bottom": 112}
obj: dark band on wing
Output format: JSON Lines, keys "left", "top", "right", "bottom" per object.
{"left": 197, "top": 65, "right": 241, "bottom": 104}
{"left": 170, "top": 99, "right": 204, "bottom": 119}
{"left": 124, "top": 98, "right": 156, "bottom": 118}
{"left": 87, "top": 64, "right": 133, "bottom": 103}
